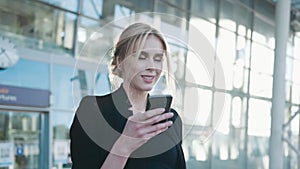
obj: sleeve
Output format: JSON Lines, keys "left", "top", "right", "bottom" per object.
{"left": 170, "top": 109, "right": 183, "bottom": 143}
{"left": 69, "top": 96, "right": 109, "bottom": 169}
{"left": 170, "top": 109, "right": 187, "bottom": 169}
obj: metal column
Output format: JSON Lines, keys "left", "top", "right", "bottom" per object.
{"left": 269, "top": 0, "right": 290, "bottom": 169}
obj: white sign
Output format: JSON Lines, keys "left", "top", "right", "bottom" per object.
{"left": 54, "top": 140, "right": 69, "bottom": 163}
{"left": 0, "top": 142, "right": 14, "bottom": 167}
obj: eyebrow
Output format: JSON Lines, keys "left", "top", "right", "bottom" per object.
{"left": 140, "top": 51, "right": 164, "bottom": 57}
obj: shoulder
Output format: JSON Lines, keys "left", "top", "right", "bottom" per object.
{"left": 78, "top": 93, "right": 112, "bottom": 106}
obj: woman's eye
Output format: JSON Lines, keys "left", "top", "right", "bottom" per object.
{"left": 138, "top": 54, "right": 147, "bottom": 60}
{"left": 154, "top": 56, "right": 163, "bottom": 62}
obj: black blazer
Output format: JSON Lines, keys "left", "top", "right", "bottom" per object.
{"left": 70, "top": 86, "right": 186, "bottom": 169}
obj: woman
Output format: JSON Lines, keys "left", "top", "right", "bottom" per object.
{"left": 70, "top": 22, "right": 186, "bottom": 169}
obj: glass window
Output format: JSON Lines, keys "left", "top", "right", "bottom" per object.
{"left": 292, "top": 59, "right": 300, "bottom": 84}
{"left": 232, "top": 97, "right": 242, "bottom": 128}
{"left": 233, "top": 65, "right": 244, "bottom": 89}
{"left": 0, "top": 0, "right": 76, "bottom": 54}
{"left": 0, "top": 111, "right": 42, "bottom": 169}
{"left": 247, "top": 136, "right": 269, "bottom": 169}
{"left": 154, "top": 0, "right": 187, "bottom": 27}
{"left": 251, "top": 42, "right": 274, "bottom": 75}
{"left": 52, "top": 64, "right": 93, "bottom": 109}
{"left": 253, "top": 14, "right": 275, "bottom": 48}
{"left": 243, "top": 69, "right": 250, "bottom": 93}
{"left": 191, "top": 0, "right": 217, "bottom": 23}
{"left": 82, "top": 0, "right": 103, "bottom": 18}
{"left": 94, "top": 72, "right": 111, "bottom": 95}
{"left": 294, "top": 34, "right": 300, "bottom": 59}
{"left": 183, "top": 87, "right": 212, "bottom": 126}
{"left": 219, "top": 0, "right": 252, "bottom": 32}
{"left": 0, "top": 58, "right": 49, "bottom": 90}
{"left": 155, "top": 0, "right": 188, "bottom": 11}
{"left": 114, "top": 4, "right": 134, "bottom": 20}
{"left": 40, "top": 0, "right": 78, "bottom": 12}
{"left": 185, "top": 50, "right": 213, "bottom": 87}
{"left": 286, "top": 57, "right": 293, "bottom": 82}
{"left": 291, "top": 84, "right": 300, "bottom": 104}
{"left": 236, "top": 36, "right": 251, "bottom": 68}
{"left": 215, "top": 93, "right": 231, "bottom": 134}
{"left": 216, "top": 28, "right": 236, "bottom": 90}
{"left": 248, "top": 98, "right": 271, "bottom": 137}
{"left": 189, "top": 17, "right": 216, "bottom": 48}
{"left": 249, "top": 72, "right": 273, "bottom": 98}
{"left": 286, "top": 81, "right": 292, "bottom": 101}
{"left": 254, "top": 0, "right": 275, "bottom": 23}
{"left": 52, "top": 64, "right": 75, "bottom": 109}
{"left": 51, "top": 111, "right": 73, "bottom": 169}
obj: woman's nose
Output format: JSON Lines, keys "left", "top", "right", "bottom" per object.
{"left": 146, "top": 59, "right": 155, "bottom": 70}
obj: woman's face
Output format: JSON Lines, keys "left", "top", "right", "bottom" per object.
{"left": 120, "top": 35, "right": 165, "bottom": 92}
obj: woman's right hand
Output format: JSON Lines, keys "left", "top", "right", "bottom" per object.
{"left": 111, "top": 108, "right": 174, "bottom": 157}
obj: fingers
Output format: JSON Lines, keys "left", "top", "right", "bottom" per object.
{"left": 143, "top": 126, "right": 169, "bottom": 139}
{"left": 143, "top": 112, "right": 173, "bottom": 125}
{"left": 140, "top": 120, "right": 173, "bottom": 136}
{"left": 134, "top": 108, "right": 165, "bottom": 121}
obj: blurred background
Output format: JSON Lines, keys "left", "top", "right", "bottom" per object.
{"left": 0, "top": 0, "right": 299, "bottom": 169}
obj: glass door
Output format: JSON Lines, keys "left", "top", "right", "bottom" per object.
{"left": 0, "top": 110, "right": 42, "bottom": 169}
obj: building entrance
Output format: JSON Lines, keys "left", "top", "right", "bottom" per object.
{"left": 0, "top": 110, "right": 42, "bottom": 169}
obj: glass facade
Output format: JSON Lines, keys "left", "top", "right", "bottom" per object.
{"left": 0, "top": 0, "right": 300, "bottom": 169}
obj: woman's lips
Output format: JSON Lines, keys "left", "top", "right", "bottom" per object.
{"left": 141, "top": 75, "right": 155, "bottom": 83}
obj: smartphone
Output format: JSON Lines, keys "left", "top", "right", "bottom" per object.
{"left": 147, "top": 94, "right": 173, "bottom": 113}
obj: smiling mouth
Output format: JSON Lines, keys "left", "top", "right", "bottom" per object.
{"left": 141, "top": 75, "right": 155, "bottom": 83}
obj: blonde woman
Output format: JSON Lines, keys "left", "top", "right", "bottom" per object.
{"left": 70, "top": 23, "right": 186, "bottom": 169}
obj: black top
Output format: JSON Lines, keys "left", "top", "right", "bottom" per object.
{"left": 70, "top": 85, "right": 186, "bottom": 169}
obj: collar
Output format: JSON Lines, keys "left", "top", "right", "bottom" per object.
{"left": 111, "top": 84, "right": 133, "bottom": 118}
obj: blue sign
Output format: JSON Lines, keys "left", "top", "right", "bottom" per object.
{"left": 0, "top": 84, "right": 50, "bottom": 107}
{"left": 16, "top": 145, "right": 23, "bottom": 156}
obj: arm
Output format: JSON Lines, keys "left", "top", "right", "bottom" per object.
{"left": 99, "top": 137, "right": 129, "bottom": 169}
{"left": 100, "top": 108, "right": 174, "bottom": 169}
{"left": 70, "top": 115, "right": 107, "bottom": 169}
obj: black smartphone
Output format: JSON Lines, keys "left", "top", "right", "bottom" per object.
{"left": 147, "top": 94, "right": 173, "bottom": 113}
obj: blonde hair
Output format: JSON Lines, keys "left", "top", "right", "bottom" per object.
{"left": 111, "top": 22, "right": 170, "bottom": 78}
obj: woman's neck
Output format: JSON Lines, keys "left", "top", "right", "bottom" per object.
{"left": 122, "top": 83, "right": 148, "bottom": 113}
